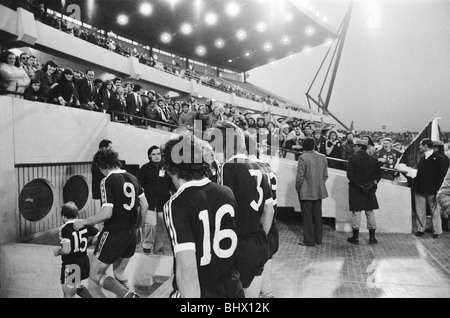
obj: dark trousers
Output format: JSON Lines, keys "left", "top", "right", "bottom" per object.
{"left": 300, "top": 200, "right": 323, "bottom": 246}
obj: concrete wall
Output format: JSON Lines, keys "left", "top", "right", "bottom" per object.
{"left": 275, "top": 157, "right": 412, "bottom": 234}
{"left": 0, "top": 96, "right": 412, "bottom": 248}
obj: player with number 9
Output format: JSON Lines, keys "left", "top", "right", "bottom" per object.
{"left": 74, "top": 148, "right": 149, "bottom": 298}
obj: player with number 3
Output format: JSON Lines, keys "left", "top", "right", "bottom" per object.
{"left": 207, "top": 121, "right": 274, "bottom": 298}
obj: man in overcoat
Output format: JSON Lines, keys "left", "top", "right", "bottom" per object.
{"left": 295, "top": 137, "right": 329, "bottom": 247}
{"left": 346, "top": 139, "right": 383, "bottom": 245}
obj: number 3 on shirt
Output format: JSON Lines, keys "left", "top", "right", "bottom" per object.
{"left": 123, "top": 182, "right": 136, "bottom": 211}
{"left": 198, "top": 204, "right": 238, "bottom": 266}
{"left": 249, "top": 169, "right": 263, "bottom": 211}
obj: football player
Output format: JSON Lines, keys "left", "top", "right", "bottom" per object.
{"left": 54, "top": 201, "right": 99, "bottom": 298}
{"left": 207, "top": 121, "right": 274, "bottom": 298}
{"left": 74, "top": 149, "right": 148, "bottom": 298}
{"left": 163, "top": 135, "right": 243, "bottom": 298}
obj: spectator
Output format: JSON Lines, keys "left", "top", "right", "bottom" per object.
{"left": 72, "top": 70, "right": 83, "bottom": 83}
{"left": 205, "top": 105, "right": 224, "bottom": 129}
{"left": 178, "top": 102, "right": 196, "bottom": 130}
{"left": 278, "top": 124, "right": 291, "bottom": 158}
{"left": 413, "top": 138, "right": 446, "bottom": 239}
{"left": 341, "top": 132, "right": 355, "bottom": 162}
{"left": 325, "top": 130, "right": 343, "bottom": 169}
{"left": 362, "top": 135, "right": 377, "bottom": 156}
{"left": 138, "top": 146, "right": 174, "bottom": 255}
{"left": 110, "top": 86, "right": 127, "bottom": 123}
{"left": 393, "top": 142, "right": 403, "bottom": 152}
{"left": 123, "top": 82, "right": 133, "bottom": 96}
{"left": 285, "top": 122, "right": 304, "bottom": 161}
{"left": 93, "top": 78, "right": 103, "bottom": 102}
{"left": 0, "top": 50, "right": 30, "bottom": 97}
{"left": 302, "top": 123, "right": 313, "bottom": 139}
{"left": 19, "top": 52, "right": 35, "bottom": 80}
{"left": 295, "top": 137, "right": 329, "bottom": 247}
{"left": 55, "top": 68, "right": 80, "bottom": 107}
{"left": 265, "top": 122, "right": 279, "bottom": 156}
{"left": 313, "top": 128, "right": 327, "bottom": 155}
{"left": 29, "top": 55, "right": 40, "bottom": 72}
{"left": 195, "top": 103, "right": 210, "bottom": 132}
{"left": 346, "top": 139, "right": 383, "bottom": 245}
{"left": 112, "top": 77, "right": 122, "bottom": 92}
{"left": 125, "top": 83, "right": 142, "bottom": 126}
{"left": 34, "top": 59, "right": 59, "bottom": 102}
{"left": 77, "top": 69, "right": 99, "bottom": 111}
{"left": 144, "top": 98, "right": 162, "bottom": 128}
{"left": 373, "top": 137, "right": 402, "bottom": 180}
{"left": 169, "top": 101, "right": 181, "bottom": 127}
{"left": 157, "top": 98, "right": 172, "bottom": 131}
{"left": 97, "top": 80, "right": 113, "bottom": 111}
{"left": 23, "top": 78, "right": 42, "bottom": 102}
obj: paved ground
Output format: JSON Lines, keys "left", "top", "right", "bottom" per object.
{"left": 28, "top": 211, "right": 450, "bottom": 298}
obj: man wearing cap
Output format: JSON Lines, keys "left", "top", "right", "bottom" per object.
{"left": 295, "top": 137, "right": 329, "bottom": 247}
{"left": 413, "top": 138, "right": 446, "bottom": 238}
{"left": 374, "top": 137, "right": 402, "bottom": 180}
{"left": 346, "top": 139, "right": 383, "bottom": 245}
{"left": 434, "top": 140, "right": 450, "bottom": 172}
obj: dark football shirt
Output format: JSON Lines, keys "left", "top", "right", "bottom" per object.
{"left": 220, "top": 155, "right": 273, "bottom": 237}
{"left": 59, "top": 220, "right": 99, "bottom": 265}
{"left": 100, "top": 170, "right": 145, "bottom": 232}
{"left": 255, "top": 159, "right": 278, "bottom": 214}
{"left": 164, "top": 178, "right": 238, "bottom": 288}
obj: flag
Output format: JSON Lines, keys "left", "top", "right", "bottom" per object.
{"left": 397, "top": 116, "right": 441, "bottom": 178}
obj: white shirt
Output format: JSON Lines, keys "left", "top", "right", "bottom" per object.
{"left": 424, "top": 149, "right": 434, "bottom": 160}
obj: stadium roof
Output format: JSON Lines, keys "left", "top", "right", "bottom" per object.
{"left": 45, "top": 0, "right": 338, "bottom": 73}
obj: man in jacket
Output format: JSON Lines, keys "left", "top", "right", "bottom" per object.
{"left": 346, "top": 139, "right": 383, "bottom": 245}
{"left": 77, "top": 69, "right": 100, "bottom": 111}
{"left": 138, "top": 146, "right": 174, "bottom": 254}
{"left": 413, "top": 138, "right": 446, "bottom": 238}
{"left": 295, "top": 137, "right": 329, "bottom": 247}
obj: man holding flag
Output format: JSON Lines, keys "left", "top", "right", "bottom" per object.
{"left": 411, "top": 139, "right": 446, "bottom": 238}
{"left": 398, "top": 116, "right": 446, "bottom": 237}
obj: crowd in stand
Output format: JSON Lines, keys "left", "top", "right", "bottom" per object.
{"left": 2, "top": 46, "right": 450, "bottom": 182}
{"left": 0, "top": 0, "right": 286, "bottom": 107}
